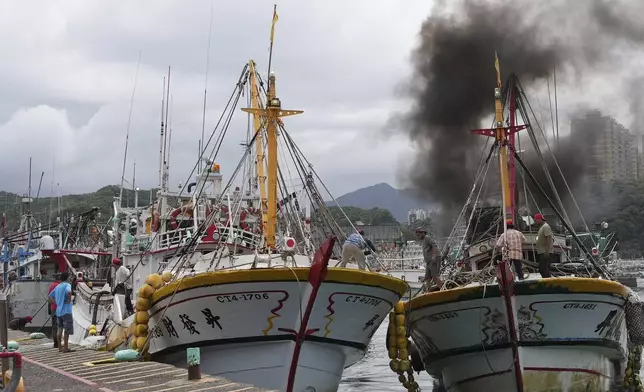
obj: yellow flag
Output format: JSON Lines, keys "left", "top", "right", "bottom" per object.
{"left": 494, "top": 51, "right": 501, "bottom": 87}
{"left": 270, "top": 8, "right": 279, "bottom": 43}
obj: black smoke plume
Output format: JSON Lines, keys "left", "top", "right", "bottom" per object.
{"left": 400, "top": 0, "right": 644, "bottom": 219}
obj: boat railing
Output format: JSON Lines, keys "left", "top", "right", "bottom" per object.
{"left": 217, "top": 227, "right": 262, "bottom": 250}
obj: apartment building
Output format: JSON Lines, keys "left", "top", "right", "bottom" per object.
{"left": 571, "top": 111, "right": 638, "bottom": 182}
{"left": 408, "top": 208, "right": 428, "bottom": 225}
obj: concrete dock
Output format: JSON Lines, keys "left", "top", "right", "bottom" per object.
{"left": 9, "top": 332, "right": 273, "bottom": 392}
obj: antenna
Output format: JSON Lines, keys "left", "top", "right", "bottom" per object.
{"left": 553, "top": 55, "right": 560, "bottom": 147}
{"left": 162, "top": 67, "right": 172, "bottom": 191}
{"left": 547, "top": 77, "right": 556, "bottom": 143}
{"left": 36, "top": 171, "right": 44, "bottom": 199}
{"left": 166, "top": 95, "right": 174, "bottom": 188}
{"left": 28, "top": 157, "right": 32, "bottom": 214}
{"left": 119, "top": 50, "right": 142, "bottom": 206}
{"left": 159, "top": 76, "right": 166, "bottom": 188}
{"left": 267, "top": 4, "right": 278, "bottom": 90}
{"left": 200, "top": 3, "right": 214, "bottom": 173}
{"left": 49, "top": 157, "right": 56, "bottom": 226}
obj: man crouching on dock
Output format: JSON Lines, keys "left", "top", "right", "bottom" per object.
{"left": 49, "top": 271, "right": 74, "bottom": 353}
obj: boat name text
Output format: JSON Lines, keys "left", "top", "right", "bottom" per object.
{"left": 563, "top": 303, "right": 597, "bottom": 310}
{"left": 216, "top": 292, "right": 270, "bottom": 303}
{"left": 344, "top": 295, "right": 382, "bottom": 306}
{"left": 428, "top": 312, "right": 459, "bottom": 322}
{"left": 151, "top": 307, "right": 224, "bottom": 339}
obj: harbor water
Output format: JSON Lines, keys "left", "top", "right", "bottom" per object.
{"left": 339, "top": 324, "right": 434, "bottom": 391}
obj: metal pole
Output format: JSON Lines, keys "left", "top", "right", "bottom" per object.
{"left": 0, "top": 292, "right": 9, "bottom": 376}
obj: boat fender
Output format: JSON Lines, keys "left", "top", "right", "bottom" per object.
{"left": 7, "top": 341, "right": 19, "bottom": 352}
{"left": 161, "top": 271, "right": 173, "bottom": 283}
{"left": 138, "top": 284, "right": 155, "bottom": 299}
{"left": 136, "top": 297, "right": 151, "bottom": 312}
{"left": 115, "top": 349, "right": 140, "bottom": 362}
{"left": 387, "top": 301, "right": 420, "bottom": 392}
{"left": 130, "top": 272, "right": 174, "bottom": 353}
{"left": 408, "top": 341, "right": 424, "bottom": 373}
{"left": 135, "top": 311, "right": 149, "bottom": 325}
{"left": 135, "top": 324, "right": 149, "bottom": 337}
{"left": 29, "top": 332, "right": 46, "bottom": 340}
{"left": 145, "top": 274, "right": 165, "bottom": 289}
{"left": 622, "top": 345, "right": 643, "bottom": 390}
{"left": 3, "top": 369, "right": 24, "bottom": 392}
{"left": 88, "top": 324, "right": 97, "bottom": 336}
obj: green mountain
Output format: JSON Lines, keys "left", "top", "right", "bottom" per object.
{"left": 0, "top": 185, "right": 156, "bottom": 230}
{"left": 1, "top": 179, "right": 642, "bottom": 257}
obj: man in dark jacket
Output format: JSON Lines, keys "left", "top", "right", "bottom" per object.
{"left": 416, "top": 228, "right": 442, "bottom": 290}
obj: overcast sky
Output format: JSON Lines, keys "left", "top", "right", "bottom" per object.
{"left": 0, "top": 0, "right": 436, "bottom": 198}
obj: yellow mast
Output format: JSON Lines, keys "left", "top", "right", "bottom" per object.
{"left": 247, "top": 60, "right": 269, "bottom": 235}
{"left": 493, "top": 52, "right": 512, "bottom": 224}
{"left": 241, "top": 8, "right": 303, "bottom": 249}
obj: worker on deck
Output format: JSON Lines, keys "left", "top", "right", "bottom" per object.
{"left": 416, "top": 228, "right": 442, "bottom": 290}
{"left": 535, "top": 213, "right": 553, "bottom": 278}
{"left": 112, "top": 258, "right": 134, "bottom": 315}
{"left": 495, "top": 221, "right": 526, "bottom": 280}
{"left": 340, "top": 230, "right": 374, "bottom": 270}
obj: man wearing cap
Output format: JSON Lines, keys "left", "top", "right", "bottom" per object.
{"left": 112, "top": 258, "right": 134, "bottom": 314}
{"left": 416, "top": 228, "right": 441, "bottom": 290}
{"left": 535, "top": 213, "right": 553, "bottom": 278}
{"left": 495, "top": 221, "right": 526, "bottom": 280}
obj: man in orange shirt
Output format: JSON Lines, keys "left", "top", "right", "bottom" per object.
{"left": 48, "top": 274, "right": 61, "bottom": 348}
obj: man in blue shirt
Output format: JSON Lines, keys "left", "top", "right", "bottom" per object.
{"left": 340, "top": 230, "right": 375, "bottom": 270}
{"left": 49, "top": 271, "right": 74, "bottom": 353}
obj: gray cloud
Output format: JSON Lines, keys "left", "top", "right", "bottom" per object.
{"left": 0, "top": 0, "right": 430, "bottom": 198}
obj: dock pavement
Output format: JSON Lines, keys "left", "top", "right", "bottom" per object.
{"left": 7, "top": 330, "right": 274, "bottom": 392}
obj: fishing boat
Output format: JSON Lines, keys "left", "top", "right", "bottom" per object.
{"left": 65, "top": 9, "right": 407, "bottom": 392}
{"left": 379, "top": 241, "right": 425, "bottom": 300}
{"left": 386, "top": 55, "right": 644, "bottom": 392}
{"left": 1, "top": 177, "right": 111, "bottom": 333}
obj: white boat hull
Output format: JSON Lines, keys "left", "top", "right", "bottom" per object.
{"left": 147, "top": 268, "right": 406, "bottom": 391}
{"left": 8, "top": 280, "right": 54, "bottom": 331}
{"left": 406, "top": 277, "right": 630, "bottom": 391}
{"left": 65, "top": 282, "right": 115, "bottom": 346}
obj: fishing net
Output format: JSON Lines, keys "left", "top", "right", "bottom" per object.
{"left": 625, "top": 292, "right": 644, "bottom": 345}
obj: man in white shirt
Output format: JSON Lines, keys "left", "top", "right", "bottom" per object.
{"left": 112, "top": 258, "right": 133, "bottom": 314}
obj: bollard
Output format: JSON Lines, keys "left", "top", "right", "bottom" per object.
{"left": 0, "top": 293, "right": 8, "bottom": 378}
{"left": 187, "top": 347, "right": 201, "bottom": 380}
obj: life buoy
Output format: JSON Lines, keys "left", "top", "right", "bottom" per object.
{"left": 170, "top": 207, "right": 193, "bottom": 230}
